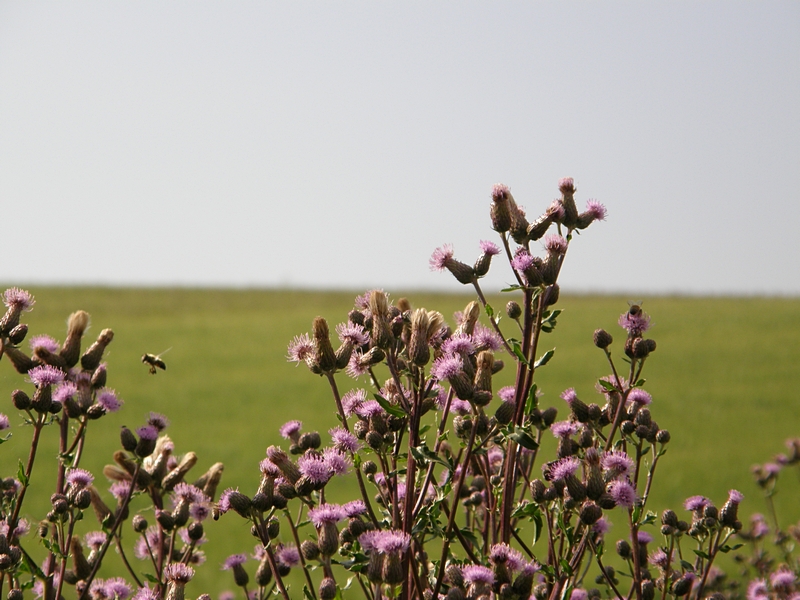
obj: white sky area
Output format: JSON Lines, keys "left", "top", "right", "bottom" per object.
{"left": 1, "top": 2, "right": 798, "bottom": 295}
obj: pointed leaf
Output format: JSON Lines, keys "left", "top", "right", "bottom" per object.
{"left": 484, "top": 304, "right": 494, "bottom": 319}
{"left": 598, "top": 379, "right": 618, "bottom": 392}
{"left": 372, "top": 393, "right": 406, "bottom": 419}
{"left": 533, "top": 349, "right": 555, "bottom": 369}
{"left": 509, "top": 427, "right": 539, "bottom": 451}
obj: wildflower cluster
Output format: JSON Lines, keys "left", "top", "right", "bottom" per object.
{"left": 0, "top": 177, "right": 797, "bottom": 600}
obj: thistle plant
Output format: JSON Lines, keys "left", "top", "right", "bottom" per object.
{"left": 0, "top": 178, "right": 797, "bottom": 600}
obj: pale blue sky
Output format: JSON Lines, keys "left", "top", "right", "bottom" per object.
{"left": 1, "top": 2, "right": 798, "bottom": 295}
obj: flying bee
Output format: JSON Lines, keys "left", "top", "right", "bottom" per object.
{"left": 627, "top": 301, "right": 643, "bottom": 317}
{"left": 142, "top": 348, "right": 171, "bottom": 375}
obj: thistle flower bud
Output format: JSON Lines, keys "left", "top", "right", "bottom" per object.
{"left": 156, "top": 509, "right": 175, "bottom": 531}
{"left": 319, "top": 577, "right": 337, "bottom": 600}
{"left": 132, "top": 514, "right": 148, "bottom": 532}
{"left": 543, "top": 283, "right": 560, "bottom": 307}
{"left": 593, "top": 329, "right": 613, "bottom": 349}
{"left": 8, "top": 324, "right": 28, "bottom": 345}
{"left": 640, "top": 580, "right": 655, "bottom": 600}
{"left": 494, "top": 400, "right": 516, "bottom": 425}
{"left": 119, "top": 427, "right": 137, "bottom": 452}
{"left": 558, "top": 177, "right": 579, "bottom": 229}
{"left": 193, "top": 462, "right": 224, "bottom": 501}
{"left": 60, "top": 311, "right": 90, "bottom": 368}
{"left": 474, "top": 351, "right": 494, "bottom": 393}
{"left": 509, "top": 203, "right": 531, "bottom": 245}
{"left": 310, "top": 317, "right": 337, "bottom": 373}
{"left": 267, "top": 446, "right": 301, "bottom": 484}
{"left": 580, "top": 501, "right": 603, "bottom": 525}
{"left": 11, "top": 389, "right": 30, "bottom": 411}
{"left": 632, "top": 338, "right": 650, "bottom": 359}
{"left": 506, "top": 301, "right": 521, "bottom": 319}
{"left": 491, "top": 184, "right": 513, "bottom": 233}
{"left": 457, "top": 301, "right": 481, "bottom": 336}
{"left": 448, "top": 371, "right": 474, "bottom": 401}
{"left": 671, "top": 574, "right": 695, "bottom": 596}
{"left": 361, "top": 460, "right": 377, "bottom": 475}
{"left": 4, "top": 345, "right": 37, "bottom": 374}
{"left": 81, "top": 329, "right": 114, "bottom": 371}
{"left": 408, "top": 309, "right": 431, "bottom": 367}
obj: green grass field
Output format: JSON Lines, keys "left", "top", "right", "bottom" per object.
{"left": 1, "top": 287, "right": 798, "bottom": 596}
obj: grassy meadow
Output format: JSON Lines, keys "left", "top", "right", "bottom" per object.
{"left": 0, "top": 286, "right": 798, "bottom": 595}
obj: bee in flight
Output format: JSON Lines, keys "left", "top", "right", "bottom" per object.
{"left": 142, "top": 348, "right": 171, "bottom": 375}
{"left": 627, "top": 300, "right": 643, "bottom": 316}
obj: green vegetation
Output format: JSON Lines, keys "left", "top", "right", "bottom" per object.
{"left": 1, "top": 287, "right": 797, "bottom": 595}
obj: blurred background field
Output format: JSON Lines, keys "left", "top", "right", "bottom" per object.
{"left": 0, "top": 287, "right": 798, "bottom": 596}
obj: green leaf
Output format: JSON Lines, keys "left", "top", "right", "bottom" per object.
{"left": 17, "top": 460, "right": 28, "bottom": 486}
{"left": 484, "top": 303, "right": 494, "bottom": 319}
{"left": 598, "top": 379, "right": 617, "bottom": 392}
{"left": 679, "top": 560, "right": 694, "bottom": 571}
{"left": 641, "top": 511, "right": 657, "bottom": 526}
{"left": 526, "top": 384, "right": 539, "bottom": 414}
{"left": 533, "top": 348, "right": 555, "bottom": 369}
{"left": 143, "top": 573, "right": 159, "bottom": 584}
{"left": 458, "top": 527, "right": 481, "bottom": 550}
{"left": 501, "top": 284, "right": 525, "bottom": 292}
{"left": 507, "top": 338, "right": 530, "bottom": 366}
{"left": 559, "top": 558, "right": 573, "bottom": 576}
{"left": 303, "top": 586, "right": 314, "bottom": 600}
{"left": 372, "top": 393, "right": 406, "bottom": 418}
{"left": 594, "top": 540, "right": 605, "bottom": 559}
{"left": 693, "top": 549, "right": 710, "bottom": 560}
{"left": 410, "top": 444, "right": 451, "bottom": 469}
{"left": 509, "top": 427, "right": 539, "bottom": 451}
{"left": 635, "top": 379, "right": 646, "bottom": 387}
{"left": 719, "top": 543, "right": 743, "bottom": 553}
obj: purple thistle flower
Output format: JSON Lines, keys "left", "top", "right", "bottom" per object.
{"left": 472, "top": 323, "right": 503, "bottom": 352}
{"left": 379, "top": 530, "right": 411, "bottom": 554}
{"left": 479, "top": 240, "right": 501, "bottom": 256}
{"left": 136, "top": 424, "right": 158, "bottom": 441}
{"left": 544, "top": 234, "right": 568, "bottom": 255}
{"left": 431, "top": 354, "right": 463, "bottom": 381}
{"left": 607, "top": 479, "right": 638, "bottom": 508}
{"left": 593, "top": 517, "right": 611, "bottom": 535}
{"left": 751, "top": 514, "right": 769, "bottom": 538}
{"left": 298, "top": 453, "right": 333, "bottom": 484}
{"left": 442, "top": 333, "right": 475, "bottom": 356}
{"left": 259, "top": 458, "right": 280, "bottom": 477}
{"left": 492, "top": 183, "right": 510, "bottom": 201}
{"left": 585, "top": 199, "right": 607, "bottom": 221}
{"left": 770, "top": 567, "right": 796, "bottom": 592}
{"left": 85, "top": 531, "right": 106, "bottom": 552}
{"left": 342, "top": 500, "right": 367, "bottom": 518}
{"left": 559, "top": 177, "right": 575, "bottom": 192}
{"left": 550, "top": 420, "right": 580, "bottom": 438}
{"left": 358, "top": 530, "right": 382, "bottom": 552}
{"left": 287, "top": 333, "right": 314, "bottom": 364}
{"left": 510, "top": 250, "right": 535, "bottom": 273}
{"left": 133, "top": 526, "right": 160, "bottom": 560}
{"left": 345, "top": 352, "right": 369, "bottom": 378}
{"left": 498, "top": 386, "right": 516, "bottom": 403}
{"left": 164, "top": 563, "right": 194, "bottom": 583}
{"left": 728, "top": 489, "right": 744, "bottom": 504}
{"left": 683, "top": 495, "right": 711, "bottom": 512}
{"left": 66, "top": 468, "right": 94, "bottom": 489}
{"left": 104, "top": 578, "right": 132, "bottom": 600}
{"left": 275, "top": 544, "right": 301, "bottom": 567}
{"left": 308, "top": 503, "right": 346, "bottom": 527}
{"left": 322, "top": 447, "right": 350, "bottom": 475}
{"left": 132, "top": 585, "right": 159, "bottom": 600}
{"left": 190, "top": 502, "right": 211, "bottom": 522}
{"left": 222, "top": 553, "right": 248, "bottom": 570}
{"left": 637, "top": 531, "right": 653, "bottom": 544}
{"left": 462, "top": 565, "right": 495, "bottom": 586}
{"left": 97, "top": 388, "right": 123, "bottom": 412}
{"left": 628, "top": 389, "right": 652, "bottom": 406}
{"left": 489, "top": 543, "right": 525, "bottom": 572}
{"left": 336, "top": 322, "right": 369, "bottom": 346}
{"left": 341, "top": 389, "right": 366, "bottom": 417}
{"left": 0, "top": 413, "right": 9, "bottom": 431}
{"left": 147, "top": 412, "right": 169, "bottom": 431}
{"left": 570, "top": 590, "right": 589, "bottom": 600}
{"left": 329, "top": 426, "right": 360, "bottom": 453}
{"left": 601, "top": 450, "right": 635, "bottom": 478}
{"left": 279, "top": 420, "right": 302, "bottom": 440}
{"left": 53, "top": 382, "right": 77, "bottom": 405}
{"left": 173, "top": 483, "right": 206, "bottom": 504}
{"left": 217, "top": 488, "right": 240, "bottom": 515}
{"left": 110, "top": 481, "right": 132, "bottom": 501}
{"left": 560, "top": 388, "right": 579, "bottom": 405}
{"left": 449, "top": 398, "right": 472, "bottom": 415}
{"left": 28, "top": 365, "right": 65, "bottom": 387}
{"left": 354, "top": 400, "right": 385, "bottom": 419}
{"left": 648, "top": 548, "right": 670, "bottom": 569}
{"left": 3, "top": 287, "right": 34, "bottom": 310}
{"left": 618, "top": 311, "right": 651, "bottom": 336}
{"left": 549, "top": 457, "right": 581, "bottom": 482}
{"left": 429, "top": 244, "right": 454, "bottom": 271}
{"left": 747, "top": 579, "right": 769, "bottom": 600}
{"left": 29, "top": 334, "right": 60, "bottom": 354}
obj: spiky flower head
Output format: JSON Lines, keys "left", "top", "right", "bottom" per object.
{"left": 462, "top": 565, "right": 495, "bottom": 586}
{"left": 607, "top": 479, "right": 638, "bottom": 508}
{"left": 66, "top": 468, "right": 94, "bottom": 489}
{"left": 585, "top": 200, "right": 607, "bottom": 221}
{"left": 308, "top": 503, "right": 346, "bottom": 527}
{"left": 287, "top": 333, "right": 314, "bottom": 364}
{"left": 601, "top": 450, "right": 634, "bottom": 478}
{"left": 619, "top": 310, "right": 651, "bottom": 337}
{"left": 27, "top": 365, "right": 65, "bottom": 387}
{"left": 336, "top": 322, "right": 369, "bottom": 346}
{"left": 549, "top": 457, "right": 581, "bottom": 482}
{"left": 683, "top": 495, "right": 711, "bottom": 512}
{"left": 3, "top": 288, "right": 34, "bottom": 311}
{"left": 431, "top": 354, "right": 463, "bottom": 381}
{"left": 544, "top": 234, "right": 568, "bottom": 255}
{"left": 479, "top": 240, "right": 501, "bottom": 256}
{"left": 29, "top": 335, "right": 59, "bottom": 354}
{"left": 97, "top": 388, "right": 123, "bottom": 412}
{"left": 550, "top": 421, "right": 580, "bottom": 439}
{"left": 329, "top": 426, "right": 360, "bottom": 453}
{"left": 164, "top": 563, "right": 194, "bottom": 583}
{"left": 279, "top": 420, "right": 302, "bottom": 440}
